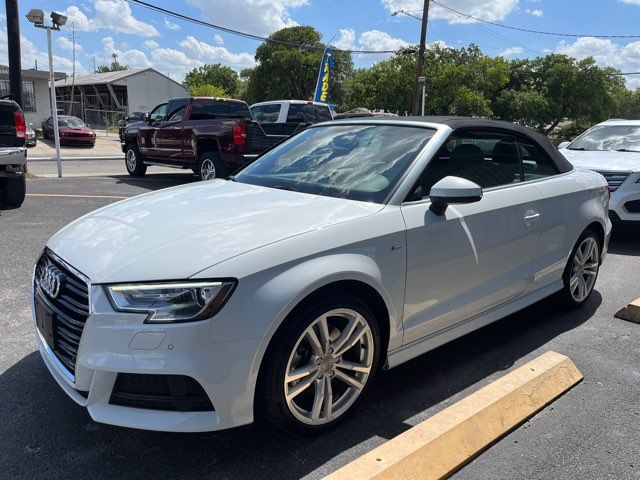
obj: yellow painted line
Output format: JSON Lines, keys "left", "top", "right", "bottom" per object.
{"left": 26, "top": 193, "right": 128, "bottom": 200}
{"left": 325, "top": 351, "right": 583, "bottom": 480}
{"left": 615, "top": 298, "right": 640, "bottom": 323}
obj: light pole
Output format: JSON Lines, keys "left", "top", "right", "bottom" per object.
{"left": 26, "top": 9, "right": 67, "bottom": 178}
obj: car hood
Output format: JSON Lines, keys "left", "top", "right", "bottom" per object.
{"left": 559, "top": 148, "right": 640, "bottom": 172}
{"left": 46, "top": 180, "right": 383, "bottom": 283}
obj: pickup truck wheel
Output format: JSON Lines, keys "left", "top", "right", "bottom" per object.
{"left": 125, "top": 144, "right": 147, "bottom": 177}
{"left": 198, "top": 152, "right": 227, "bottom": 181}
{"left": 0, "top": 175, "right": 26, "bottom": 207}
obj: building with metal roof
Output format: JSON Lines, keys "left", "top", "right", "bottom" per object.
{"left": 55, "top": 68, "right": 187, "bottom": 127}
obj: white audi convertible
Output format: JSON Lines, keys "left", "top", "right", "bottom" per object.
{"left": 33, "top": 117, "right": 610, "bottom": 434}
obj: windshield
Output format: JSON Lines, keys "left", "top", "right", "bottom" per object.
{"left": 59, "top": 118, "right": 85, "bottom": 128}
{"left": 569, "top": 125, "right": 640, "bottom": 152}
{"left": 235, "top": 124, "right": 436, "bottom": 203}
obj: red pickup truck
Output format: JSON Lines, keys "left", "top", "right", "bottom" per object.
{"left": 121, "top": 97, "right": 296, "bottom": 180}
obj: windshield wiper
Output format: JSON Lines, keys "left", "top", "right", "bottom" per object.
{"left": 227, "top": 175, "right": 237, "bottom": 182}
{"left": 616, "top": 148, "right": 640, "bottom": 153}
{"left": 567, "top": 147, "right": 586, "bottom": 151}
{"left": 270, "top": 184, "right": 298, "bottom": 192}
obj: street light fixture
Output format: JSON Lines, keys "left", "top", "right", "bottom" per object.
{"left": 26, "top": 10, "right": 67, "bottom": 177}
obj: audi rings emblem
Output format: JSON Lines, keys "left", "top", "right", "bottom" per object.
{"left": 40, "top": 263, "right": 63, "bottom": 299}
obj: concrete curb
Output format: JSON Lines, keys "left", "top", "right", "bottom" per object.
{"left": 324, "top": 351, "right": 583, "bottom": 480}
{"left": 615, "top": 298, "right": 640, "bottom": 323}
{"left": 28, "top": 156, "right": 123, "bottom": 162}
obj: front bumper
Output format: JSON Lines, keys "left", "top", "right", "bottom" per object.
{"left": 34, "top": 283, "right": 264, "bottom": 432}
{"left": 609, "top": 172, "right": 640, "bottom": 224}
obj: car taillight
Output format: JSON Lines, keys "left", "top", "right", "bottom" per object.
{"left": 233, "top": 123, "right": 247, "bottom": 147}
{"left": 14, "top": 111, "right": 26, "bottom": 140}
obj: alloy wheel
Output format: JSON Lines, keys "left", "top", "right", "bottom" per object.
{"left": 126, "top": 149, "right": 137, "bottom": 172}
{"left": 284, "top": 308, "right": 374, "bottom": 425}
{"left": 200, "top": 159, "right": 216, "bottom": 180}
{"left": 569, "top": 236, "right": 599, "bottom": 302}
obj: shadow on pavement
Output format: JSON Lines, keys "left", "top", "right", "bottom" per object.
{"left": 608, "top": 230, "right": 640, "bottom": 256}
{"left": 2, "top": 291, "right": 601, "bottom": 480}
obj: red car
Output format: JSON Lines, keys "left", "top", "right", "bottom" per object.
{"left": 41, "top": 115, "right": 96, "bottom": 147}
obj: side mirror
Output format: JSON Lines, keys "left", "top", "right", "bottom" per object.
{"left": 557, "top": 141, "right": 570, "bottom": 149}
{"left": 429, "top": 176, "right": 483, "bottom": 215}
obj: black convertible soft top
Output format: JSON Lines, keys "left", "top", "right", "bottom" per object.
{"left": 334, "top": 115, "right": 574, "bottom": 174}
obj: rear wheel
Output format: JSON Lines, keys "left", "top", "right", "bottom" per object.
{"left": 559, "top": 230, "right": 601, "bottom": 308}
{"left": 0, "top": 175, "right": 26, "bottom": 207}
{"left": 258, "top": 294, "right": 380, "bottom": 434}
{"left": 125, "top": 144, "right": 146, "bottom": 177}
{"left": 197, "top": 151, "right": 227, "bottom": 181}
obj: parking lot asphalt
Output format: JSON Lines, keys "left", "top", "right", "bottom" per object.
{"left": 2, "top": 175, "right": 639, "bottom": 480}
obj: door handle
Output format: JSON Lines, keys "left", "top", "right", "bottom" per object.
{"left": 523, "top": 211, "right": 541, "bottom": 223}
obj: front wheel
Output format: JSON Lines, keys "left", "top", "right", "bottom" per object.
{"left": 125, "top": 144, "right": 146, "bottom": 177}
{"left": 258, "top": 294, "right": 381, "bottom": 434}
{"left": 559, "top": 230, "right": 601, "bottom": 308}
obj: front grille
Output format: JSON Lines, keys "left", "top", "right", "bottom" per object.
{"left": 34, "top": 251, "right": 89, "bottom": 376}
{"left": 110, "top": 374, "right": 215, "bottom": 412}
{"left": 624, "top": 199, "right": 640, "bottom": 213}
{"left": 596, "top": 171, "right": 631, "bottom": 192}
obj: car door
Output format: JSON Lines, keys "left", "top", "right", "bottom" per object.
{"left": 138, "top": 102, "right": 167, "bottom": 159}
{"left": 154, "top": 99, "right": 188, "bottom": 164}
{"left": 400, "top": 129, "right": 544, "bottom": 345}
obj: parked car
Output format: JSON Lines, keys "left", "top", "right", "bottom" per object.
{"left": 0, "top": 97, "right": 27, "bottom": 207}
{"left": 42, "top": 115, "right": 96, "bottom": 147}
{"left": 34, "top": 117, "right": 610, "bottom": 434}
{"left": 118, "top": 111, "right": 147, "bottom": 141}
{"left": 26, "top": 122, "right": 36, "bottom": 147}
{"left": 559, "top": 119, "right": 640, "bottom": 229}
{"left": 250, "top": 100, "right": 333, "bottom": 136}
{"left": 121, "top": 97, "right": 290, "bottom": 181}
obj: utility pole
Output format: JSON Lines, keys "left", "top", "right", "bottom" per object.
{"left": 411, "top": 0, "right": 430, "bottom": 116}
{"left": 69, "top": 21, "right": 77, "bottom": 115}
{"left": 5, "top": 0, "right": 23, "bottom": 108}
{"left": 91, "top": 55, "right": 97, "bottom": 73}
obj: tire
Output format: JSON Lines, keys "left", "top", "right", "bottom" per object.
{"left": 558, "top": 229, "right": 601, "bottom": 308}
{"left": 257, "top": 293, "right": 381, "bottom": 435}
{"left": 124, "top": 144, "right": 147, "bottom": 177}
{"left": 197, "top": 151, "right": 228, "bottom": 181}
{"left": 0, "top": 175, "right": 26, "bottom": 207}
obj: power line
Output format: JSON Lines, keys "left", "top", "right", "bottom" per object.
{"left": 430, "top": 0, "right": 640, "bottom": 39}
{"left": 126, "top": 0, "right": 399, "bottom": 54}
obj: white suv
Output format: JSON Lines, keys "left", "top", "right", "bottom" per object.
{"left": 559, "top": 119, "right": 640, "bottom": 228}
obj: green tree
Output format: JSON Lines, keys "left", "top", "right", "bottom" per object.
{"left": 96, "top": 59, "right": 128, "bottom": 73}
{"left": 188, "top": 83, "right": 228, "bottom": 97}
{"left": 243, "top": 26, "right": 354, "bottom": 105}
{"left": 184, "top": 64, "right": 239, "bottom": 97}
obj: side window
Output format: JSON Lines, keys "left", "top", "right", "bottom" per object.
{"left": 149, "top": 103, "right": 167, "bottom": 123}
{"left": 190, "top": 101, "right": 230, "bottom": 120}
{"left": 165, "top": 99, "right": 188, "bottom": 122}
{"left": 286, "top": 104, "right": 314, "bottom": 123}
{"left": 517, "top": 138, "right": 558, "bottom": 180}
{"left": 251, "top": 104, "right": 280, "bottom": 123}
{"left": 415, "top": 130, "right": 522, "bottom": 197}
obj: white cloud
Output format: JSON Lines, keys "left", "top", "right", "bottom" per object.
{"left": 164, "top": 18, "right": 181, "bottom": 31}
{"left": 151, "top": 48, "right": 202, "bottom": 81}
{"left": 334, "top": 28, "right": 356, "bottom": 50}
{"left": 556, "top": 37, "right": 640, "bottom": 88}
{"left": 187, "top": 0, "right": 308, "bottom": 36}
{"left": 213, "top": 34, "right": 224, "bottom": 45}
{"left": 499, "top": 46, "right": 524, "bottom": 57}
{"left": 99, "top": 36, "right": 151, "bottom": 69}
{"left": 56, "top": 37, "right": 83, "bottom": 52}
{"left": 359, "top": 30, "right": 409, "bottom": 52}
{"left": 525, "top": 8, "right": 543, "bottom": 17}
{"left": 178, "top": 36, "right": 256, "bottom": 69}
{"left": 381, "top": 0, "right": 519, "bottom": 24}
{"left": 143, "top": 40, "right": 159, "bottom": 49}
{"left": 62, "top": 1, "right": 159, "bottom": 37}
{"left": 619, "top": 0, "right": 640, "bottom": 5}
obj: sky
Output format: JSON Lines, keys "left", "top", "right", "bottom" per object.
{"left": 2, "top": 0, "right": 640, "bottom": 88}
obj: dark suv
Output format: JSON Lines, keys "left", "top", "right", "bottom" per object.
{"left": 121, "top": 97, "right": 288, "bottom": 181}
{"left": 0, "top": 98, "right": 27, "bottom": 207}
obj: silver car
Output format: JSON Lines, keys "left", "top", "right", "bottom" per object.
{"left": 34, "top": 117, "right": 611, "bottom": 434}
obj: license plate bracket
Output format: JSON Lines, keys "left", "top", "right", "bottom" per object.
{"left": 35, "top": 295, "right": 56, "bottom": 351}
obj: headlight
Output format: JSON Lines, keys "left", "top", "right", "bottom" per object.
{"left": 105, "top": 280, "right": 236, "bottom": 323}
